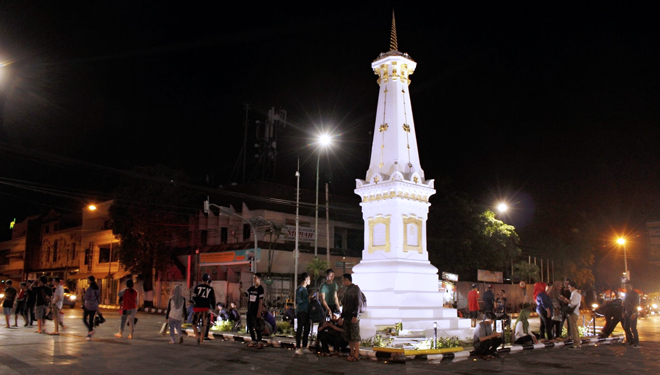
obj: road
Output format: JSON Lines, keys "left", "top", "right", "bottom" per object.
{"left": 0, "top": 308, "right": 657, "bottom": 374}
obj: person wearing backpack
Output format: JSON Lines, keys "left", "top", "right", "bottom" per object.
{"left": 294, "top": 272, "right": 312, "bottom": 355}
{"left": 83, "top": 275, "right": 101, "bottom": 340}
{"left": 339, "top": 273, "right": 362, "bottom": 362}
{"left": 31, "top": 276, "right": 52, "bottom": 334}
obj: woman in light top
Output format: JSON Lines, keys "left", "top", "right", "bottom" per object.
{"left": 514, "top": 309, "right": 538, "bottom": 345}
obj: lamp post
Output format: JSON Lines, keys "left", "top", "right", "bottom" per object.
{"left": 617, "top": 237, "right": 628, "bottom": 282}
{"left": 294, "top": 159, "right": 300, "bottom": 304}
{"left": 314, "top": 134, "right": 331, "bottom": 258}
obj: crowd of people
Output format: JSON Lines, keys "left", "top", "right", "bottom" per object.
{"left": 470, "top": 277, "right": 641, "bottom": 360}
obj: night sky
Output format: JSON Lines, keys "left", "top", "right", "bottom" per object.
{"left": 1, "top": 3, "right": 659, "bottom": 287}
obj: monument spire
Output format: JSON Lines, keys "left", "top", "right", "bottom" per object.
{"left": 390, "top": 10, "right": 398, "bottom": 51}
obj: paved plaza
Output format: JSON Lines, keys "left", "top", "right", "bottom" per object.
{"left": 0, "top": 309, "right": 657, "bottom": 374}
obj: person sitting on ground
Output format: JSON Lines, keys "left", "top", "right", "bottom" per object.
{"left": 318, "top": 312, "right": 348, "bottom": 356}
{"left": 216, "top": 302, "right": 230, "bottom": 321}
{"left": 261, "top": 309, "right": 276, "bottom": 336}
{"left": 473, "top": 311, "right": 502, "bottom": 360}
{"left": 227, "top": 302, "right": 241, "bottom": 331}
{"left": 513, "top": 309, "right": 538, "bottom": 345}
{"left": 282, "top": 303, "right": 296, "bottom": 323}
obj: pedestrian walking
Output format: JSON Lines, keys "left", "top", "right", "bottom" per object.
{"left": 165, "top": 284, "right": 186, "bottom": 344}
{"left": 50, "top": 277, "right": 64, "bottom": 335}
{"left": 2, "top": 280, "right": 17, "bottom": 328}
{"left": 294, "top": 272, "right": 312, "bottom": 355}
{"left": 191, "top": 273, "right": 215, "bottom": 344}
{"left": 115, "top": 279, "right": 139, "bottom": 339}
{"left": 31, "top": 276, "right": 52, "bottom": 334}
{"left": 83, "top": 276, "right": 101, "bottom": 341}
{"left": 622, "top": 283, "right": 640, "bottom": 348}
{"left": 14, "top": 282, "right": 28, "bottom": 327}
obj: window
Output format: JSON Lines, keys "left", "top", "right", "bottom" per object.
{"left": 334, "top": 232, "right": 343, "bottom": 249}
{"left": 221, "top": 227, "right": 228, "bottom": 244}
{"left": 0, "top": 250, "right": 9, "bottom": 266}
{"left": 243, "top": 224, "right": 251, "bottom": 240}
{"left": 44, "top": 225, "right": 50, "bottom": 234}
{"left": 84, "top": 248, "right": 92, "bottom": 265}
{"left": 200, "top": 230, "right": 208, "bottom": 246}
{"left": 98, "top": 244, "right": 118, "bottom": 263}
{"left": 53, "top": 241, "right": 59, "bottom": 263}
{"left": 53, "top": 223, "right": 59, "bottom": 232}
{"left": 347, "top": 229, "right": 364, "bottom": 254}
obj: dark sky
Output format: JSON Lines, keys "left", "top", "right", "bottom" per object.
{"left": 1, "top": 3, "right": 659, "bottom": 285}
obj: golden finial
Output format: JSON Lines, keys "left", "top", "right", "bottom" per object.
{"left": 390, "top": 10, "right": 398, "bottom": 51}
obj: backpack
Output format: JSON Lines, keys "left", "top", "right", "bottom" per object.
{"left": 41, "top": 287, "right": 52, "bottom": 305}
{"left": 309, "top": 296, "right": 325, "bottom": 323}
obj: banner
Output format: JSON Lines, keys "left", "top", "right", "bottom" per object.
{"left": 477, "top": 269, "right": 503, "bottom": 283}
{"left": 283, "top": 225, "right": 315, "bottom": 242}
{"left": 647, "top": 220, "right": 660, "bottom": 262}
{"left": 200, "top": 248, "right": 261, "bottom": 266}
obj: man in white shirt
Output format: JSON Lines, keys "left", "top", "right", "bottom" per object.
{"left": 51, "top": 277, "right": 65, "bottom": 335}
{"left": 565, "top": 281, "right": 581, "bottom": 349}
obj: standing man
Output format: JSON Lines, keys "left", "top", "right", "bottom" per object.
{"left": 50, "top": 277, "right": 64, "bottom": 335}
{"left": 561, "top": 277, "right": 573, "bottom": 335}
{"left": 295, "top": 272, "right": 312, "bottom": 355}
{"left": 32, "top": 276, "right": 52, "bottom": 334}
{"left": 622, "top": 283, "right": 640, "bottom": 348}
{"left": 468, "top": 283, "right": 479, "bottom": 328}
{"left": 115, "top": 279, "right": 139, "bottom": 339}
{"left": 191, "top": 273, "right": 215, "bottom": 344}
{"left": 563, "top": 281, "right": 582, "bottom": 350}
{"left": 339, "top": 274, "right": 362, "bottom": 362}
{"left": 473, "top": 311, "right": 502, "bottom": 360}
{"left": 482, "top": 285, "right": 495, "bottom": 314}
{"left": 246, "top": 273, "right": 265, "bottom": 349}
{"left": 14, "top": 282, "right": 28, "bottom": 327}
{"left": 319, "top": 269, "right": 340, "bottom": 317}
{"left": 2, "top": 280, "right": 17, "bottom": 328}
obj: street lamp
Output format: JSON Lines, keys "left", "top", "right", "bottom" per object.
{"left": 497, "top": 203, "right": 508, "bottom": 213}
{"left": 617, "top": 237, "right": 628, "bottom": 282}
{"left": 315, "top": 133, "right": 332, "bottom": 259}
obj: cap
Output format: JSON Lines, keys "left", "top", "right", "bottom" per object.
{"left": 471, "top": 283, "right": 478, "bottom": 289}
{"left": 487, "top": 284, "right": 493, "bottom": 289}
{"left": 202, "top": 273, "right": 211, "bottom": 282}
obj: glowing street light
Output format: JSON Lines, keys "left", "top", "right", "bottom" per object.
{"left": 315, "top": 133, "right": 332, "bottom": 259}
{"left": 497, "top": 203, "right": 508, "bottom": 213}
{"left": 88, "top": 205, "right": 97, "bottom": 211}
{"left": 617, "top": 237, "right": 628, "bottom": 282}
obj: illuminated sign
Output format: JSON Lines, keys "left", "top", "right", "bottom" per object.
{"left": 442, "top": 272, "right": 458, "bottom": 281}
{"left": 199, "top": 248, "right": 261, "bottom": 266}
{"left": 647, "top": 221, "right": 660, "bottom": 262}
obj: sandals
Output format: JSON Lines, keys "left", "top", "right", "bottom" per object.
{"left": 347, "top": 356, "right": 359, "bottom": 362}
{"left": 256, "top": 343, "right": 265, "bottom": 349}
{"left": 247, "top": 342, "right": 257, "bottom": 348}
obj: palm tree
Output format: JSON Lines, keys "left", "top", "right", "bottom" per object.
{"left": 306, "top": 257, "right": 329, "bottom": 291}
{"left": 513, "top": 261, "right": 540, "bottom": 283}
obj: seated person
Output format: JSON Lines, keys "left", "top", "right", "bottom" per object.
{"left": 216, "top": 303, "right": 230, "bottom": 321}
{"left": 282, "top": 303, "right": 296, "bottom": 323}
{"left": 318, "top": 313, "right": 348, "bottom": 355}
{"left": 513, "top": 309, "right": 538, "bottom": 345}
{"left": 473, "top": 312, "right": 503, "bottom": 360}
{"left": 260, "top": 310, "right": 277, "bottom": 336}
{"left": 227, "top": 302, "right": 241, "bottom": 331}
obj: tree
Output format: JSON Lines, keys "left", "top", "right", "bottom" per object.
{"left": 305, "top": 257, "right": 329, "bottom": 291}
{"left": 427, "top": 182, "right": 521, "bottom": 281}
{"left": 513, "top": 261, "right": 540, "bottom": 283}
{"left": 110, "top": 165, "right": 195, "bottom": 307}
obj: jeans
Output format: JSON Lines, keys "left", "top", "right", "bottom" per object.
{"left": 538, "top": 312, "right": 553, "bottom": 340}
{"left": 119, "top": 308, "right": 137, "bottom": 335}
{"left": 83, "top": 309, "right": 96, "bottom": 332}
{"left": 623, "top": 313, "right": 639, "bottom": 345}
{"left": 247, "top": 313, "right": 262, "bottom": 342}
{"left": 295, "top": 311, "right": 310, "bottom": 349}
{"left": 168, "top": 318, "right": 183, "bottom": 342}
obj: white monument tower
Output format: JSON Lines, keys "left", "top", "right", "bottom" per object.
{"left": 352, "top": 14, "right": 471, "bottom": 339}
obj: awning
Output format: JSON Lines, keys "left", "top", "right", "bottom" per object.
{"left": 67, "top": 272, "right": 112, "bottom": 280}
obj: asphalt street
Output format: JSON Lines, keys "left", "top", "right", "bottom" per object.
{"left": 0, "top": 308, "right": 657, "bottom": 374}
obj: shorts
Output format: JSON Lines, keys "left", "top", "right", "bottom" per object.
{"left": 342, "top": 318, "right": 361, "bottom": 343}
{"left": 192, "top": 310, "right": 210, "bottom": 325}
{"left": 3, "top": 307, "right": 11, "bottom": 315}
{"left": 469, "top": 310, "right": 479, "bottom": 319}
{"left": 36, "top": 305, "right": 48, "bottom": 320}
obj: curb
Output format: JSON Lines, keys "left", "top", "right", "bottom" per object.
{"left": 177, "top": 328, "right": 624, "bottom": 363}
{"left": 142, "top": 307, "right": 167, "bottom": 315}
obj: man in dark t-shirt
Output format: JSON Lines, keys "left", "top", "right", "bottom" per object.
{"left": 482, "top": 285, "right": 495, "bottom": 313}
{"left": 246, "top": 273, "right": 265, "bottom": 348}
{"left": 191, "top": 273, "right": 215, "bottom": 344}
{"left": 319, "top": 269, "right": 340, "bottom": 317}
{"left": 32, "top": 276, "right": 52, "bottom": 334}
{"left": 2, "top": 280, "right": 17, "bottom": 328}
